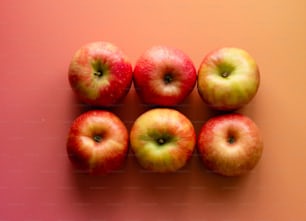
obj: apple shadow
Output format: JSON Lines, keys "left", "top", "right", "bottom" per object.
{"left": 190, "top": 151, "right": 253, "bottom": 203}
{"left": 68, "top": 91, "right": 96, "bottom": 117}
{"left": 174, "top": 89, "right": 219, "bottom": 135}
{"left": 125, "top": 153, "right": 194, "bottom": 212}
{"left": 68, "top": 83, "right": 154, "bottom": 131}
{"left": 66, "top": 159, "right": 130, "bottom": 216}
{"left": 108, "top": 84, "right": 151, "bottom": 131}
{"left": 237, "top": 92, "right": 262, "bottom": 121}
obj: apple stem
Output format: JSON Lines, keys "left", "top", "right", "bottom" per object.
{"left": 93, "top": 135, "right": 102, "bottom": 143}
{"left": 221, "top": 72, "right": 229, "bottom": 78}
{"left": 228, "top": 136, "right": 235, "bottom": 144}
{"left": 157, "top": 138, "right": 166, "bottom": 145}
{"left": 164, "top": 74, "right": 173, "bottom": 84}
{"left": 94, "top": 71, "right": 103, "bottom": 77}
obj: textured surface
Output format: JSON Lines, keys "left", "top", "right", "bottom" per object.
{"left": 1, "top": 0, "right": 306, "bottom": 220}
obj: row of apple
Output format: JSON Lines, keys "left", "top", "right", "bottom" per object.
{"left": 67, "top": 108, "right": 263, "bottom": 176}
{"left": 68, "top": 42, "right": 259, "bottom": 110}
{"left": 66, "top": 41, "right": 263, "bottom": 177}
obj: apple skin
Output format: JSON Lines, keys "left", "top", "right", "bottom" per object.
{"left": 133, "top": 46, "right": 197, "bottom": 106}
{"left": 66, "top": 110, "right": 129, "bottom": 175}
{"left": 130, "top": 108, "right": 196, "bottom": 172}
{"left": 198, "top": 114, "right": 263, "bottom": 176}
{"left": 197, "top": 47, "right": 260, "bottom": 111}
{"left": 68, "top": 41, "right": 133, "bottom": 107}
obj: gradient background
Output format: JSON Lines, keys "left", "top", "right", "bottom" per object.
{"left": 1, "top": 0, "right": 306, "bottom": 220}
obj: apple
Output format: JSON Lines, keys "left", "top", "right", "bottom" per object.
{"left": 197, "top": 113, "right": 263, "bottom": 176}
{"left": 133, "top": 46, "right": 197, "bottom": 106}
{"left": 130, "top": 108, "right": 196, "bottom": 172}
{"left": 68, "top": 41, "right": 133, "bottom": 107}
{"left": 66, "top": 110, "right": 129, "bottom": 175}
{"left": 197, "top": 47, "right": 260, "bottom": 111}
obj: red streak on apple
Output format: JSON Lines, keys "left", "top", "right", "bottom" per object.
{"left": 68, "top": 41, "right": 133, "bottom": 107}
{"left": 67, "top": 110, "right": 129, "bottom": 175}
{"left": 133, "top": 46, "right": 197, "bottom": 106}
{"left": 198, "top": 113, "right": 263, "bottom": 176}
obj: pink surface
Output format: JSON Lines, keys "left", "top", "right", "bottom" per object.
{"left": 1, "top": 0, "right": 306, "bottom": 220}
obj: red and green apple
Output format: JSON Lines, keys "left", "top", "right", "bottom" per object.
{"left": 130, "top": 108, "right": 196, "bottom": 172}
{"left": 198, "top": 113, "right": 263, "bottom": 176}
{"left": 197, "top": 47, "right": 260, "bottom": 111}
{"left": 66, "top": 110, "right": 129, "bottom": 175}
{"left": 68, "top": 41, "right": 133, "bottom": 107}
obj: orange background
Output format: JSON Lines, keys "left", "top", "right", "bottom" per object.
{"left": 1, "top": 0, "right": 306, "bottom": 220}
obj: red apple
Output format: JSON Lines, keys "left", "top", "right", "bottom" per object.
{"left": 197, "top": 47, "right": 260, "bottom": 111}
{"left": 198, "top": 114, "right": 263, "bottom": 176}
{"left": 66, "top": 110, "right": 129, "bottom": 175}
{"left": 68, "top": 41, "right": 133, "bottom": 107}
{"left": 133, "top": 46, "right": 197, "bottom": 106}
{"left": 130, "top": 108, "right": 196, "bottom": 172}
